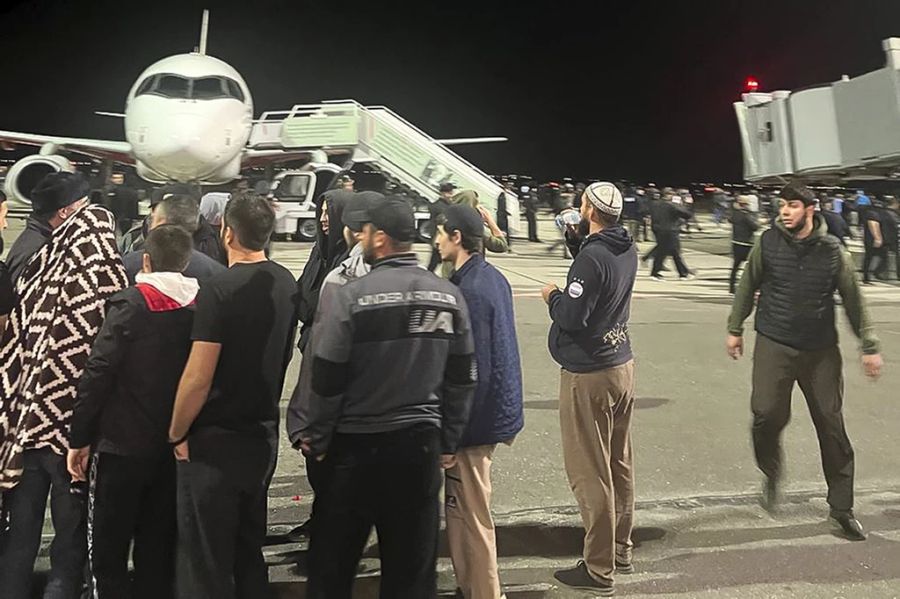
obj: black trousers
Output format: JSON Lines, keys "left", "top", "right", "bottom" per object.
{"left": 89, "top": 451, "right": 176, "bottom": 599}
{"left": 862, "top": 245, "right": 887, "bottom": 282}
{"left": 526, "top": 210, "right": 539, "bottom": 241}
{"left": 307, "top": 425, "right": 442, "bottom": 599}
{"left": 751, "top": 335, "right": 855, "bottom": 512}
{"left": 650, "top": 231, "right": 689, "bottom": 277}
{"left": 641, "top": 227, "right": 661, "bottom": 262}
{"left": 0, "top": 448, "right": 87, "bottom": 599}
{"left": 176, "top": 428, "right": 273, "bottom": 599}
{"left": 730, "top": 243, "right": 752, "bottom": 293}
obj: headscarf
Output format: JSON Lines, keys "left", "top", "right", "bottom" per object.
{"left": 199, "top": 192, "right": 230, "bottom": 226}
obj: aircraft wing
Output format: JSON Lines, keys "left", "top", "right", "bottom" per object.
{"left": 0, "top": 130, "right": 134, "bottom": 164}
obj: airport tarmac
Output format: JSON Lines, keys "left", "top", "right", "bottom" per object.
{"left": 12, "top": 214, "right": 900, "bottom": 598}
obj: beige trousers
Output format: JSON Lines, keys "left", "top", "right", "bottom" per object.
{"left": 445, "top": 445, "right": 502, "bottom": 599}
{"left": 559, "top": 361, "right": 635, "bottom": 584}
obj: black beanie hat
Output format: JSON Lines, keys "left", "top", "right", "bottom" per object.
{"left": 31, "top": 171, "right": 91, "bottom": 215}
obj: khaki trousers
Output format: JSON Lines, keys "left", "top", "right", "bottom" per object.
{"left": 445, "top": 445, "right": 502, "bottom": 599}
{"left": 559, "top": 362, "right": 635, "bottom": 584}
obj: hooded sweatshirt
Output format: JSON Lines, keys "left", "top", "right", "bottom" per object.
{"left": 547, "top": 225, "right": 638, "bottom": 372}
{"left": 296, "top": 190, "right": 351, "bottom": 350}
{"left": 70, "top": 272, "right": 199, "bottom": 457}
{"left": 286, "top": 243, "right": 371, "bottom": 446}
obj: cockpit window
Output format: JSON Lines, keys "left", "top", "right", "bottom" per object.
{"left": 225, "top": 79, "right": 245, "bottom": 102}
{"left": 135, "top": 76, "right": 156, "bottom": 96}
{"left": 192, "top": 77, "right": 225, "bottom": 99}
{"left": 157, "top": 75, "right": 190, "bottom": 99}
{"left": 135, "top": 74, "right": 245, "bottom": 101}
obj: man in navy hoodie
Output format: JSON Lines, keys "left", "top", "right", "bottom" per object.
{"left": 436, "top": 204, "right": 524, "bottom": 599}
{"left": 542, "top": 182, "right": 638, "bottom": 597}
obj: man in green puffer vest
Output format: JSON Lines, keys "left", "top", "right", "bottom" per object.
{"left": 726, "top": 181, "right": 883, "bottom": 542}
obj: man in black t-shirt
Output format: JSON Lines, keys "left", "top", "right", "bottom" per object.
{"left": 168, "top": 193, "right": 297, "bottom": 599}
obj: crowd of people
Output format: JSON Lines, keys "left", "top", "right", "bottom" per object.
{"left": 0, "top": 171, "right": 887, "bottom": 599}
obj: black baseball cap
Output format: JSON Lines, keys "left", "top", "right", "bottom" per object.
{"left": 342, "top": 191, "right": 385, "bottom": 232}
{"left": 441, "top": 204, "right": 483, "bottom": 240}
{"left": 369, "top": 195, "right": 416, "bottom": 242}
{"left": 439, "top": 182, "right": 457, "bottom": 193}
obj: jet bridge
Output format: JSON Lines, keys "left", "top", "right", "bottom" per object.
{"left": 735, "top": 38, "right": 900, "bottom": 184}
{"left": 249, "top": 100, "right": 520, "bottom": 232}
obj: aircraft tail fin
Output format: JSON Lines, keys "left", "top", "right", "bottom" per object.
{"left": 198, "top": 9, "right": 209, "bottom": 55}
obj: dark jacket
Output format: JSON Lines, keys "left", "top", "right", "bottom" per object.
{"left": 822, "top": 210, "right": 851, "bottom": 246}
{"left": 306, "top": 253, "right": 476, "bottom": 455}
{"left": 193, "top": 215, "right": 226, "bottom": 265}
{"left": 730, "top": 208, "right": 759, "bottom": 246}
{"left": 450, "top": 254, "right": 523, "bottom": 447}
{"left": 109, "top": 185, "right": 140, "bottom": 221}
{"left": 121, "top": 248, "right": 226, "bottom": 285}
{"left": 428, "top": 197, "right": 450, "bottom": 236}
{"left": 650, "top": 201, "right": 691, "bottom": 233}
{"left": 728, "top": 215, "right": 879, "bottom": 354}
{"left": 296, "top": 190, "right": 351, "bottom": 351}
{"left": 69, "top": 284, "right": 195, "bottom": 456}
{"left": 6, "top": 216, "right": 52, "bottom": 284}
{"left": 548, "top": 226, "right": 637, "bottom": 373}
{"left": 0, "top": 260, "right": 13, "bottom": 315}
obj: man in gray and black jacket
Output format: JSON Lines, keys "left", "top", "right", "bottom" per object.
{"left": 302, "top": 196, "right": 477, "bottom": 599}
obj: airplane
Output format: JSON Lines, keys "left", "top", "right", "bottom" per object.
{"left": 0, "top": 10, "right": 506, "bottom": 207}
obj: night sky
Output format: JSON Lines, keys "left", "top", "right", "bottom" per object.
{"left": 2, "top": 0, "right": 900, "bottom": 183}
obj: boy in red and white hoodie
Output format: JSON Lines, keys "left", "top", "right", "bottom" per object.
{"left": 67, "top": 224, "right": 199, "bottom": 599}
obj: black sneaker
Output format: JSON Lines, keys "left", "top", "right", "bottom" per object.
{"left": 615, "top": 559, "right": 635, "bottom": 574}
{"left": 830, "top": 510, "right": 867, "bottom": 541}
{"left": 286, "top": 518, "right": 312, "bottom": 543}
{"left": 553, "top": 561, "right": 614, "bottom": 596}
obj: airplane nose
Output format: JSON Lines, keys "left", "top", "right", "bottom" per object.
{"left": 156, "top": 114, "right": 223, "bottom": 174}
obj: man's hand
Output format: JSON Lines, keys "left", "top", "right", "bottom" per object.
{"left": 441, "top": 454, "right": 457, "bottom": 470}
{"left": 173, "top": 439, "right": 190, "bottom": 462}
{"left": 726, "top": 335, "right": 744, "bottom": 360}
{"left": 67, "top": 447, "right": 90, "bottom": 482}
{"left": 874, "top": 238, "right": 883, "bottom": 249}
{"left": 299, "top": 440, "right": 327, "bottom": 462}
{"left": 477, "top": 206, "right": 504, "bottom": 237}
{"left": 542, "top": 283, "right": 559, "bottom": 304}
{"left": 862, "top": 353, "right": 883, "bottom": 379}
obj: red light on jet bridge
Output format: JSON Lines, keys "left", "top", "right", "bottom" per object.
{"left": 745, "top": 77, "right": 760, "bottom": 93}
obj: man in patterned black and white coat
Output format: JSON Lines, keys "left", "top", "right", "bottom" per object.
{"left": 0, "top": 172, "right": 128, "bottom": 599}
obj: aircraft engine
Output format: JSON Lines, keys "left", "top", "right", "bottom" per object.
{"left": 3, "top": 154, "right": 74, "bottom": 206}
